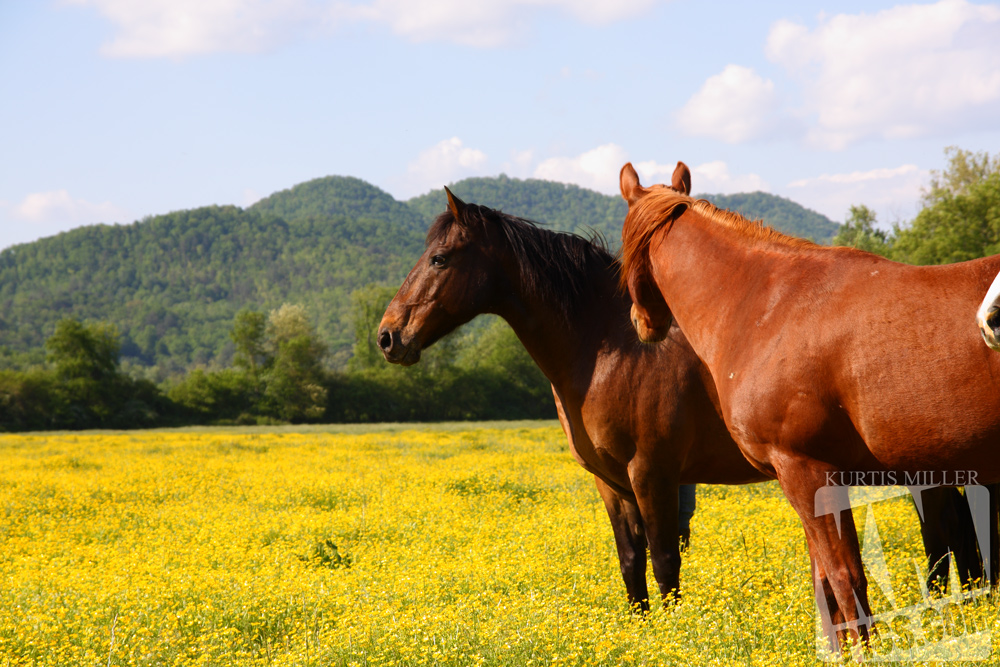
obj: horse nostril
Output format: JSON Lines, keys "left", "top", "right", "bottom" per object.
{"left": 378, "top": 330, "right": 393, "bottom": 352}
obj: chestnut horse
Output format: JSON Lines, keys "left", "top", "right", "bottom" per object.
{"left": 977, "top": 269, "right": 1000, "bottom": 349}
{"left": 377, "top": 185, "right": 984, "bottom": 615}
{"left": 618, "top": 161, "right": 1000, "bottom": 647}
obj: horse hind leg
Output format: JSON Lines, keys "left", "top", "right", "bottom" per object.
{"left": 917, "top": 486, "right": 983, "bottom": 593}
{"left": 678, "top": 484, "right": 696, "bottom": 550}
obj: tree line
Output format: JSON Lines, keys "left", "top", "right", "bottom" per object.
{"left": 0, "top": 286, "right": 554, "bottom": 431}
{"left": 0, "top": 173, "right": 838, "bottom": 382}
{"left": 832, "top": 147, "right": 1000, "bottom": 263}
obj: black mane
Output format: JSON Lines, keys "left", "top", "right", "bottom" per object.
{"left": 427, "top": 202, "right": 619, "bottom": 317}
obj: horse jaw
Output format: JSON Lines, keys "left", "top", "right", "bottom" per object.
{"left": 976, "top": 270, "right": 1000, "bottom": 351}
{"left": 630, "top": 303, "right": 669, "bottom": 343}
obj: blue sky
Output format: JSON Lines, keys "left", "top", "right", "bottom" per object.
{"left": 2, "top": 0, "right": 999, "bottom": 249}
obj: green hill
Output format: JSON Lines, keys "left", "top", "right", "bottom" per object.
{"left": 408, "top": 175, "right": 626, "bottom": 242}
{"left": 411, "top": 175, "right": 839, "bottom": 245}
{"left": 252, "top": 175, "right": 425, "bottom": 231}
{"left": 0, "top": 174, "right": 839, "bottom": 377}
{"left": 0, "top": 179, "right": 426, "bottom": 377}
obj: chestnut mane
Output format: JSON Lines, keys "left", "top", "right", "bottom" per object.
{"left": 619, "top": 187, "right": 817, "bottom": 291}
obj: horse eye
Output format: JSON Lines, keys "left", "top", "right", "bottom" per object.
{"left": 431, "top": 255, "right": 448, "bottom": 268}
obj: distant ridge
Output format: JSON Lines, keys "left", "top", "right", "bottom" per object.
{"left": 251, "top": 175, "right": 425, "bottom": 231}
{"left": 410, "top": 175, "right": 840, "bottom": 245}
{"left": 408, "top": 175, "right": 626, "bottom": 242}
{"left": 0, "top": 174, "right": 840, "bottom": 376}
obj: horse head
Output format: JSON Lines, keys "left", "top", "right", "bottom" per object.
{"left": 378, "top": 187, "right": 500, "bottom": 365}
{"left": 977, "top": 269, "right": 1000, "bottom": 351}
{"left": 619, "top": 161, "right": 691, "bottom": 343}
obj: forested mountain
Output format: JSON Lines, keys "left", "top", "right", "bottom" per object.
{"left": 408, "top": 175, "right": 627, "bottom": 242}
{"left": 252, "top": 175, "right": 426, "bottom": 231}
{"left": 0, "top": 179, "right": 426, "bottom": 376}
{"left": 408, "top": 176, "right": 839, "bottom": 245}
{"left": 0, "top": 174, "right": 838, "bottom": 377}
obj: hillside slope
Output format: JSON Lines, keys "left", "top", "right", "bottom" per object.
{"left": 0, "top": 175, "right": 839, "bottom": 376}
{"left": 411, "top": 175, "right": 839, "bottom": 245}
{"left": 0, "top": 180, "right": 425, "bottom": 376}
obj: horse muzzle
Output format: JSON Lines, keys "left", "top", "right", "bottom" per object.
{"left": 978, "top": 306, "right": 1000, "bottom": 351}
{"left": 377, "top": 327, "right": 422, "bottom": 365}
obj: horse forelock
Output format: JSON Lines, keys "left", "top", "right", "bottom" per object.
{"left": 426, "top": 209, "right": 461, "bottom": 246}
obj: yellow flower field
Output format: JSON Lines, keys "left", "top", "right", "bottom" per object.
{"left": 0, "top": 423, "right": 996, "bottom": 666}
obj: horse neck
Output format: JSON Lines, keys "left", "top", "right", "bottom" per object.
{"left": 649, "top": 215, "right": 782, "bottom": 369}
{"left": 490, "top": 244, "right": 625, "bottom": 388}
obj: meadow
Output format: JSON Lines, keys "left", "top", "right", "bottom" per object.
{"left": 0, "top": 423, "right": 996, "bottom": 666}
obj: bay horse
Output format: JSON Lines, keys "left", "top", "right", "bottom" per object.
{"left": 977, "top": 268, "right": 1000, "bottom": 349}
{"left": 377, "top": 184, "right": 983, "bottom": 616}
{"left": 618, "top": 161, "right": 1000, "bottom": 648}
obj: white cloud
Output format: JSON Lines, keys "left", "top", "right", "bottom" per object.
{"left": 676, "top": 65, "right": 782, "bottom": 143}
{"left": 784, "top": 164, "right": 928, "bottom": 224}
{"left": 67, "top": 0, "right": 319, "bottom": 58}
{"left": 786, "top": 164, "right": 922, "bottom": 188}
{"left": 531, "top": 146, "right": 768, "bottom": 197}
{"left": 399, "top": 137, "right": 489, "bottom": 196}
{"left": 501, "top": 149, "right": 536, "bottom": 178}
{"left": 533, "top": 143, "right": 628, "bottom": 194}
{"left": 633, "top": 159, "right": 768, "bottom": 195}
{"left": 69, "top": 0, "right": 664, "bottom": 56}
{"left": 13, "top": 190, "right": 129, "bottom": 224}
{"left": 765, "top": 0, "right": 1000, "bottom": 149}
{"left": 242, "top": 189, "right": 265, "bottom": 207}
{"left": 689, "top": 161, "right": 769, "bottom": 195}
{"left": 346, "top": 0, "right": 661, "bottom": 47}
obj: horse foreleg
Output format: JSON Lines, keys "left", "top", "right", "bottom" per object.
{"left": 594, "top": 477, "right": 650, "bottom": 612}
{"left": 628, "top": 461, "right": 681, "bottom": 604}
{"left": 807, "top": 538, "right": 843, "bottom": 656}
{"left": 775, "top": 461, "right": 871, "bottom": 654}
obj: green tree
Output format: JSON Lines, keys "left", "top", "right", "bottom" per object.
{"left": 231, "top": 309, "right": 268, "bottom": 376}
{"left": 262, "top": 304, "right": 328, "bottom": 421}
{"left": 40, "top": 318, "right": 165, "bottom": 428}
{"left": 349, "top": 284, "right": 398, "bottom": 371}
{"left": 47, "top": 318, "right": 120, "bottom": 383}
{"left": 457, "top": 318, "right": 549, "bottom": 401}
{"left": 45, "top": 318, "right": 124, "bottom": 425}
{"left": 891, "top": 148, "right": 1000, "bottom": 265}
{"left": 922, "top": 146, "right": 1000, "bottom": 207}
{"left": 831, "top": 205, "right": 891, "bottom": 256}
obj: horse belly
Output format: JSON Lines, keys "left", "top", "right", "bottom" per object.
{"left": 858, "top": 408, "right": 1000, "bottom": 481}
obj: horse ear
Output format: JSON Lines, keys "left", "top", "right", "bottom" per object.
{"left": 620, "top": 163, "right": 644, "bottom": 205}
{"left": 672, "top": 161, "right": 691, "bottom": 195}
{"left": 445, "top": 186, "right": 467, "bottom": 223}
